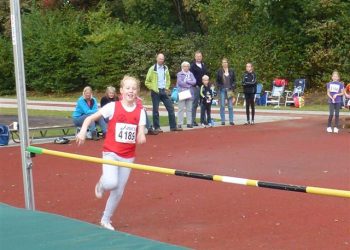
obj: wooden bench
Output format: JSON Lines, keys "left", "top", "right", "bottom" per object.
{"left": 10, "top": 125, "right": 77, "bottom": 143}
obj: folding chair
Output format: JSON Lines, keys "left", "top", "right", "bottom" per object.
{"left": 285, "top": 79, "right": 306, "bottom": 106}
{"left": 265, "top": 80, "right": 286, "bottom": 107}
{"left": 254, "top": 83, "right": 263, "bottom": 104}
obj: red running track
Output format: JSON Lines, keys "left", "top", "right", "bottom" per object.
{"left": 0, "top": 116, "right": 349, "bottom": 249}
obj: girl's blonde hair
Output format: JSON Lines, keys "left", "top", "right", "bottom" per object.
{"left": 105, "top": 86, "right": 116, "bottom": 96}
{"left": 120, "top": 75, "right": 140, "bottom": 91}
{"left": 82, "top": 86, "right": 92, "bottom": 95}
{"left": 332, "top": 70, "right": 340, "bottom": 78}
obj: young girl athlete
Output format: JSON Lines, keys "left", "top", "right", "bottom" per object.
{"left": 76, "top": 76, "right": 146, "bottom": 230}
{"left": 326, "top": 71, "right": 344, "bottom": 133}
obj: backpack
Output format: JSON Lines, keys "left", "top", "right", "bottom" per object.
{"left": 171, "top": 87, "right": 179, "bottom": 103}
{"left": 293, "top": 96, "right": 305, "bottom": 108}
{"left": 0, "top": 124, "right": 10, "bottom": 146}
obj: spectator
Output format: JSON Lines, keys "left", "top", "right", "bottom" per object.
{"left": 200, "top": 75, "right": 214, "bottom": 127}
{"left": 326, "top": 71, "right": 344, "bottom": 133}
{"left": 72, "top": 86, "right": 106, "bottom": 139}
{"left": 145, "top": 53, "right": 182, "bottom": 132}
{"left": 190, "top": 51, "right": 209, "bottom": 126}
{"left": 216, "top": 58, "right": 236, "bottom": 125}
{"left": 242, "top": 62, "right": 257, "bottom": 125}
{"left": 101, "top": 86, "right": 118, "bottom": 108}
{"left": 176, "top": 61, "right": 197, "bottom": 128}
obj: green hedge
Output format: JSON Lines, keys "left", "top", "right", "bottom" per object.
{"left": 0, "top": 35, "right": 15, "bottom": 95}
{"left": 0, "top": 2, "right": 349, "bottom": 95}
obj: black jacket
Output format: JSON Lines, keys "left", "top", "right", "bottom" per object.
{"left": 216, "top": 68, "right": 236, "bottom": 90}
{"left": 242, "top": 71, "right": 257, "bottom": 94}
{"left": 190, "top": 61, "right": 209, "bottom": 87}
{"left": 100, "top": 96, "right": 118, "bottom": 108}
{"left": 200, "top": 84, "right": 214, "bottom": 104}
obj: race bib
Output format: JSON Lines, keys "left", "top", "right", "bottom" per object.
{"left": 115, "top": 123, "right": 137, "bottom": 144}
{"left": 329, "top": 84, "right": 340, "bottom": 93}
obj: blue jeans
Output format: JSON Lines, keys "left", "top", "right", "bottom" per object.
{"left": 191, "top": 86, "right": 200, "bottom": 124}
{"left": 219, "top": 89, "right": 234, "bottom": 123}
{"left": 151, "top": 89, "right": 176, "bottom": 129}
{"left": 144, "top": 109, "right": 151, "bottom": 130}
{"left": 72, "top": 114, "right": 107, "bottom": 133}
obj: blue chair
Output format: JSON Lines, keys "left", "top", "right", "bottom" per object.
{"left": 236, "top": 83, "right": 263, "bottom": 106}
{"left": 285, "top": 79, "right": 306, "bottom": 106}
{"left": 254, "top": 83, "right": 263, "bottom": 104}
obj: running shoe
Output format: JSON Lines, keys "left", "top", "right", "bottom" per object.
{"left": 326, "top": 127, "right": 332, "bottom": 133}
{"left": 100, "top": 221, "right": 115, "bottom": 231}
{"left": 147, "top": 128, "right": 159, "bottom": 135}
{"left": 154, "top": 128, "right": 163, "bottom": 133}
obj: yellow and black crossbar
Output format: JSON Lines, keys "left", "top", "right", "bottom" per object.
{"left": 27, "top": 146, "right": 350, "bottom": 199}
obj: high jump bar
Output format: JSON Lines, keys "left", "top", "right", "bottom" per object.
{"left": 27, "top": 146, "right": 350, "bottom": 199}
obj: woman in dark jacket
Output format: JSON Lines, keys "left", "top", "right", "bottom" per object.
{"left": 216, "top": 58, "right": 236, "bottom": 125}
{"left": 242, "top": 63, "right": 257, "bottom": 125}
{"left": 100, "top": 86, "right": 118, "bottom": 108}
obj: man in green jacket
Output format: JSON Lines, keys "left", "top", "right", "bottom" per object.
{"left": 145, "top": 53, "right": 182, "bottom": 132}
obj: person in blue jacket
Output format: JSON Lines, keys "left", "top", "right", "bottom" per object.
{"left": 72, "top": 86, "right": 107, "bottom": 139}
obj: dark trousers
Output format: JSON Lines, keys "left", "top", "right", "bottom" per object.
{"left": 151, "top": 89, "right": 176, "bottom": 129}
{"left": 328, "top": 103, "right": 341, "bottom": 128}
{"left": 244, "top": 93, "right": 255, "bottom": 121}
{"left": 200, "top": 102, "right": 212, "bottom": 125}
{"left": 192, "top": 86, "right": 200, "bottom": 124}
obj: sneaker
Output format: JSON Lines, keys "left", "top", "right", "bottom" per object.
{"left": 244, "top": 121, "right": 250, "bottom": 125}
{"left": 221, "top": 122, "right": 225, "bottom": 126}
{"left": 201, "top": 123, "right": 206, "bottom": 128}
{"left": 193, "top": 122, "right": 199, "bottom": 127}
{"left": 86, "top": 131, "right": 92, "bottom": 139}
{"left": 54, "top": 137, "right": 69, "bottom": 144}
{"left": 251, "top": 121, "right": 255, "bottom": 125}
{"left": 210, "top": 120, "right": 215, "bottom": 127}
{"left": 154, "top": 128, "right": 163, "bottom": 133}
{"left": 100, "top": 221, "right": 115, "bottom": 231}
{"left": 230, "top": 122, "right": 235, "bottom": 126}
{"left": 95, "top": 181, "right": 104, "bottom": 199}
{"left": 147, "top": 128, "right": 159, "bottom": 135}
{"left": 92, "top": 130, "right": 99, "bottom": 141}
{"left": 326, "top": 127, "right": 332, "bottom": 133}
{"left": 187, "top": 124, "right": 193, "bottom": 128}
{"left": 170, "top": 127, "right": 183, "bottom": 131}
{"left": 333, "top": 127, "right": 339, "bottom": 133}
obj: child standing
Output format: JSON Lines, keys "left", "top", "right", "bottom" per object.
{"left": 242, "top": 62, "right": 257, "bottom": 125}
{"left": 326, "top": 71, "right": 344, "bottom": 133}
{"left": 200, "top": 75, "right": 214, "bottom": 127}
{"left": 76, "top": 75, "right": 146, "bottom": 230}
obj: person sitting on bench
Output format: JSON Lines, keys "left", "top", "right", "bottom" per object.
{"left": 72, "top": 86, "right": 106, "bottom": 139}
